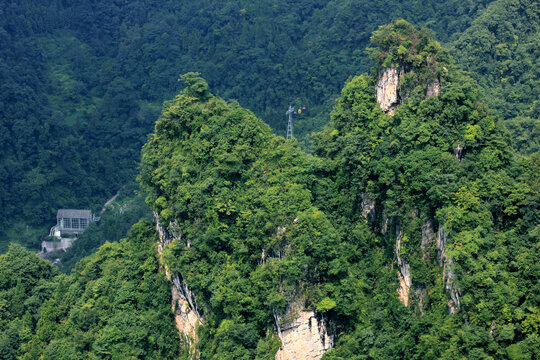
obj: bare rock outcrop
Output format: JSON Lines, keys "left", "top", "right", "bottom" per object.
{"left": 421, "top": 220, "right": 434, "bottom": 259}
{"left": 376, "top": 65, "right": 442, "bottom": 116}
{"left": 360, "top": 193, "right": 376, "bottom": 223}
{"left": 395, "top": 229, "right": 412, "bottom": 307}
{"left": 454, "top": 144, "right": 463, "bottom": 161}
{"left": 171, "top": 274, "right": 202, "bottom": 356}
{"left": 376, "top": 66, "right": 400, "bottom": 115}
{"left": 275, "top": 300, "right": 333, "bottom": 360}
{"left": 426, "top": 79, "right": 441, "bottom": 98}
{"left": 436, "top": 224, "right": 461, "bottom": 314}
{"left": 155, "top": 214, "right": 203, "bottom": 358}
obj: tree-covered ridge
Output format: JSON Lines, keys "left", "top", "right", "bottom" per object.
{"left": 0, "top": 221, "right": 180, "bottom": 359}
{"left": 0, "top": 0, "right": 495, "bottom": 247}
{"left": 138, "top": 20, "right": 539, "bottom": 357}
{"left": 140, "top": 73, "right": 342, "bottom": 359}
{"left": 0, "top": 7, "right": 538, "bottom": 359}
{"left": 450, "top": 0, "right": 539, "bottom": 154}
{"left": 315, "top": 21, "right": 539, "bottom": 359}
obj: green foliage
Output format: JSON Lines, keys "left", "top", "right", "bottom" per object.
{"left": 450, "top": 0, "right": 540, "bottom": 154}
{"left": 317, "top": 297, "right": 337, "bottom": 313}
{"left": 180, "top": 72, "right": 210, "bottom": 100}
{"left": 140, "top": 77, "right": 345, "bottom": 357}
{"left": 0, "top": 244, "right": 58, "bottom": 359}
{"left": 0, "top": 6, "right": 538, "bottom": 359}
{"left": 314, "top": 21, "right": 539, "bottom": 359}
{"left": 135, "top": 21, "right": 538, "bottom": 358}
{"left": 0, "top": 0, "right": 496, "bottom": 248}
{"left": 0, "top": 222, "right": 180, "bottom": 359}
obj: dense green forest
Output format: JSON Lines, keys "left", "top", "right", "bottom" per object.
{"left": 0, "top": 0, "right": 539, "bottom": 359}
{"left": 135, "top": 21, "right": 539, "bottom": 357}
{"left": 0, "top": 221, "right": 180, "bottom": 359}
{"left": 0, "top": 0, "right": 503, "bottom": 249}
{"left": 450, "top": 0, "right": 539, "bottom": 154}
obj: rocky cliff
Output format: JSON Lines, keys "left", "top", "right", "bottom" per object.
{"left": 275, "top": 299, "right": 334, "bottom": 360}
{"left": 426, "top": 78, "right": 441, "bottom": 98}
{"left": 392, "top": 218, "right": 460, "bottom": 313}
{"left": 375, "top": 66, "right": 400, "bottom": 115}
{"left": 155, "top": 214, "right": 202, "bottom": 359}
{"left": 373, "top": 63, "right": 462, "bottom": 313}
{"left": 155, "top": 214, "right": 335, "bottom": 359}
{"left": 376, "top": 66, "right": 441, "bottom": 116}
{"left": 436, "top": 224, "right": 461, "bottom": 314}
{"left": 395, "top": 229, "right": 412, "bottom": 307}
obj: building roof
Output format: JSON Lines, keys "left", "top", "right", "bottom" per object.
{"left": 57, "top": 209, "right": 92, "bottom": 218}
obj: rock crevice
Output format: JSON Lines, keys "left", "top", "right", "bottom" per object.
{"left": 436, "top": 224, "right": 461, "bottom": 314}
{"left": 395, "top": 229, "right": 412, "bottom": 307}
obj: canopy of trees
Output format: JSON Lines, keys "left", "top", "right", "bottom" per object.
{"left": 0, "top": 221, "right": 180, "bottom": 359}
{"left": 136, "top": 21, "right": 538, "bottom": 357}
{"left": 0, "top": 2, "right": 538, "bottom": 359}
{"left": 451, "top": 0, "right": 539, "bottom": 155}
{"left": 0, "top": 0, "right": 497, "bottom": 249}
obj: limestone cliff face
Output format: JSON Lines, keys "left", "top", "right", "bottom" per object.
{"left": 376, "top": 65, "right": 442, "bottom": 115}
{"left": 392, "top": 218, "right": 460, "bottom": 314}
{"left": 155, "top": 214, "right": 202, "bottom": 359}
{"left": 361, "top": 193, "right": 376, "bottom": 224}
{"left": 275, "top": 300, "right": 334, "bottom": 360}
{"left": 415, "top": 220, "right": 435, "bottom": 314}
{"left": 426, "top": 79, "right": 441, "bottom": 98}
{"left": 394, "top": 229, "right": 412, "bottom": 307}
{"left": 436, "top": 224, "right": 461, "bottom": 314}
{"left": 421, "top": 220, "right": 435, "bottom": 260}
{"left": 376, "top": 66, "right": 400, "bottom": 115}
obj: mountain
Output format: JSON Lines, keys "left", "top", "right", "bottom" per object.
{"left": 0, "top": 0, "right": 495, "bottom": 249}
{"left": 0, "top": 4, "right": 538, "bottom": 360}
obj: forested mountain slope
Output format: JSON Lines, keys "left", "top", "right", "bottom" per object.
{"left": 138, "top": 22, "right": 538, "bottom": 358}
{"left": 0, "top": 221, "right": 180, "bottom": 359}
{"left": 451, "top": 0, "right": 539, "bottom": 154}
{"left": 0, "top": 20, "right": 538, "bottom": 360}
{"left": 0, "top": 0, "right": 494, "bottom": 248}
{"left": 315, "top": 20, "right": 539, "bottom": 359}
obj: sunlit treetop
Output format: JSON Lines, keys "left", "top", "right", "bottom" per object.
{"left": 370, "top": 19, "right": 451, "bottom": 72}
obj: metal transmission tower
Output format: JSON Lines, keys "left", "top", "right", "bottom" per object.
{"left": 286, "top": 105, "right": 294, "bottom": 139}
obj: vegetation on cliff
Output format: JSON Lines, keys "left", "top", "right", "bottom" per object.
{"left": 315, "top": 20, "right": 539, "bottom": 359}
{"left": 451, "top": 0, "right": 539, "bottom": 155}
{"left": 136, "top": 21, "right": 538, "bottom": 358}
{"left": 0, "top": 9, "right": 538, "bottom": 360}
{"left": 0, "top": 0, "right": 494, "bottom": 248}
{"left": 139, "top": 72, "right": 342, "bottom": 359}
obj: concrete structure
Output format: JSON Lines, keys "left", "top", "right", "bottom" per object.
{"left": 50, "top": 209, "right": 95, "bottom": 237}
